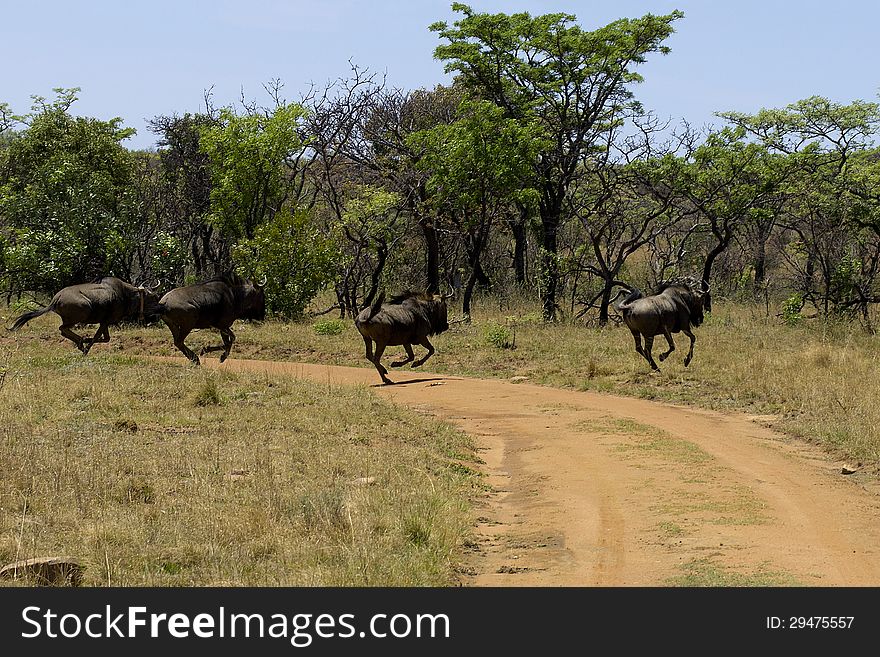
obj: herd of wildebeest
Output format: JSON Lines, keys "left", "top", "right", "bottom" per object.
{"left": 7, "top": 272, "right": 710, "bottom": 382}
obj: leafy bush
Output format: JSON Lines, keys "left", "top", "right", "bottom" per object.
{"left": 312, "top": 318, "right": 347, "bottom": 336}
{"left": 232, "top": 209, "right": 338, "bottom": 318}
{"left": 483, "top": 321, "right": 514, "bottom": 349}
{"left": 782, "top": 293, "right": 804, "bottom": 326}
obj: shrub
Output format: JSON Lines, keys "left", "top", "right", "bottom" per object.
{"left": 483, "top": 322, "right": 514, "bottom": 349}
{"left": 312, "top": 318, "right": 347, "bottom": 336}
{"left": 232, "top": 209, "right": 338, "bottom": 319}
{"left": 782, "top": 293, "right": 804, "bottom": 326}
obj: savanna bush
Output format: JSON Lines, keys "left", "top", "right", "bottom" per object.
{"left": 312, "top": 318, "right": 347, "bottom": 336}
{"left": 483, "top": 321, "right": 514, "bottom": 349}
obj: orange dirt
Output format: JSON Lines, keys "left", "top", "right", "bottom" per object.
{"left": 159, "top": 356, "right": 880, "bottom": 586}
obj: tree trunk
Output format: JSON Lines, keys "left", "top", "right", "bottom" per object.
{"left": 363, "top": 242, "right": 388, "bottom": 309}
{"left": 701, "top": 240, "right": 727, "bottom": 313}
{"left": 753, "top": 239, "right": 767, "bottom": 294}
{"left": 420, "top": 218, "right": 440, "bottom": 294}
{"left": 598, "top": 279, "right": 615, "bottom": 327}
{"left": 540, "top": 218, "right": 559, "bottom": 321}
{"left": 462, "top": 268, "right": 478, "bottom": 320}
{"left": 512, "top": 220, "right": 527, "bottom": 286}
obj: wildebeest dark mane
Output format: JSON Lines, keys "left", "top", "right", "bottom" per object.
{"left": 388, "top": 290, "right": 433, "bottom": 305}
{"left": 203, "top": 271, "right": 249, "bottom": 287}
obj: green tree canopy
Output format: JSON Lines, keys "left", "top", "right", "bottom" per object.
{"left": 431, "top": 3, "right": 683, "bottom": 319}
{"left": 0, "top": 88, "right": 137, "bottom": 295}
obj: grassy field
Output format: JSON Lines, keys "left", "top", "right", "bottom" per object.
{"left": 4, "top": 294, "right": 880, "bottom": 587}
{"left": 0, "top": 336, "right": 481, "bottom": 586}
{"left": 15, "top": 295, "right": 873, "bottom": 467}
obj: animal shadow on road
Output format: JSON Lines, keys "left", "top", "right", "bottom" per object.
{"left": 371, "top": 376, "right": 451, "bottom": 388}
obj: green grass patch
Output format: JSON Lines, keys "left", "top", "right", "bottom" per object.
{"left": 668, "top": 558, "right": 802, "bottom": 587}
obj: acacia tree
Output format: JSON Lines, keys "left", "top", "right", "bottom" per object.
{"left": 667, "top": 126, "right": 794, "bottom": 310}
{"left": 723, "top": 97, "right": 880, "bottom": 321}
{"left": 431, "top": 4, "right": 683, "bottom": 320}
{"left": 332, "top": 185, "right": 405, "bottom": 318}
{"left": 355, "top": 85, "right": 461, "bottom": 293}
{"left": 409, "top": 100, "right": 540, "bottom": 318}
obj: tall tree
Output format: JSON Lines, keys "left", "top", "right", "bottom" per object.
{"left": 0, "top": 88, "right": 136, "bottom": 295}
{"left": 199, "top": 102, "right": 308, "bottom": 246}
{"left": 673, "top": 127, "right": 791, "bottom": 310}
{"left": 410, "top": 100, "right": 540, "bottom": 318}
{"left": 149, "top": 112, "right": 220, "bottom": 280}
{"left": 431, "top": 4, "right": 683, "bottom": 320}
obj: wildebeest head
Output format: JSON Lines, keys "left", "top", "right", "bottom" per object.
{"left": 237, "top": 275, "right": 266, "bottom": 321}
{"left": 127, "top": 279, "right": 163, "bottom": 322}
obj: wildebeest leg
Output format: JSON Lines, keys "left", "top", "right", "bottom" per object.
{"left": 682, "top": 329, "right": 696, "bottom": 367}
{"left": 199, "top": 327, "right": 235, "bottom": 362}
{"left": 59, "top": 324, "right": 87, "bottom": 354}
{"left": 165, "top": 321, "right": 200, "bottom": 365}
{"left": 412, "top": 337, "right": 435, "bottom": 368}
{"left": 631, "top": 330, "right": 646, "bottom": 360}
{"left": 391, "top": 344, "right": 415, "bottom": 367}
{"left": 362, "top": 335, "right": 374, "bottom": 362}
{"left": 372, "top": 342, "right": 392, "bottom": 384}
{"left": 81, "top": 324, "right": 111, "bottom": 355}
{"left": 219, "top": 327, "right": 235, "bottom": 363}
{"left": 658, "top": 328, "right": 676, "bottom": 362}
{"left": 642, "top": 335, "right": 660, "bottom": 371}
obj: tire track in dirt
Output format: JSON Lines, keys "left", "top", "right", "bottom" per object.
{"left": 158, "top": 356, "right": 880, "bottom": 586}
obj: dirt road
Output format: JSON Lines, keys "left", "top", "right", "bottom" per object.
{"left": 177, "top": 356, "right": 880, "bottom": 586}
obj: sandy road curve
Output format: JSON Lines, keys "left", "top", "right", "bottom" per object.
{"left": 164, "top": 356, "right": 880, "bottom": 586}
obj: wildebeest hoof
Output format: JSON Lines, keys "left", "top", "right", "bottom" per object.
{"left": 220, "top": 353, "right": 228, "bottom": 363}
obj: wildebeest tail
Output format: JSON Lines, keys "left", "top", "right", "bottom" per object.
{"left": 366, "top": 291, "right": 385, "bottom": 321}
{"left": 615, "top": 287, "right": 643, "bottom": 310}
{"left": 9, "top": 304, "right": 54, "bottom": 331}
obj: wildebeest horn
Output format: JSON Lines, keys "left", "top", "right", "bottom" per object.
{"left": 257, "top": 275, "right": 267, "bottom": 287}
{"left": 147, "top": 279, "right": 162, "bottom": 292}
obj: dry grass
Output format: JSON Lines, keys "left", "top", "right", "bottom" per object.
{"left": 5, "top": 293, "right": 880, "bottom": 589}
{"left": 19, "top": 295, "right": 872, "bottom": 468}
{"left": 0, "top": 335, "right": 480, "bottom": 587}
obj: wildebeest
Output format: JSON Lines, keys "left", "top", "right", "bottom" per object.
{"left": 156, "top": 272, "right": 266, "bottom": 365}
{"left": 355, "top": 290, "right": 452, "bottom": 384}
{"left": 611, "top": 276, "right": 710, "bottom": 371}
{"left": 8, "top": 277, "right": 161, "bottom": 355}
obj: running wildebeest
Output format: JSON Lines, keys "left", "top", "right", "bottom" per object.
{"left": 611, "top": 276, "right": 710, "bottom": 371}
{"left": 355, "top": 290, "right": 453, "bottom": 385}
{"left": 8, "top": 276, "right": 161, "bottom": 355}
{"left": 156, "top": 272, "right": 266, "bottom": 365}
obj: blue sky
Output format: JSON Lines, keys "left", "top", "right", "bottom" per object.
{"left": 4, "top": 1, "right": 878, "bottom": 150}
